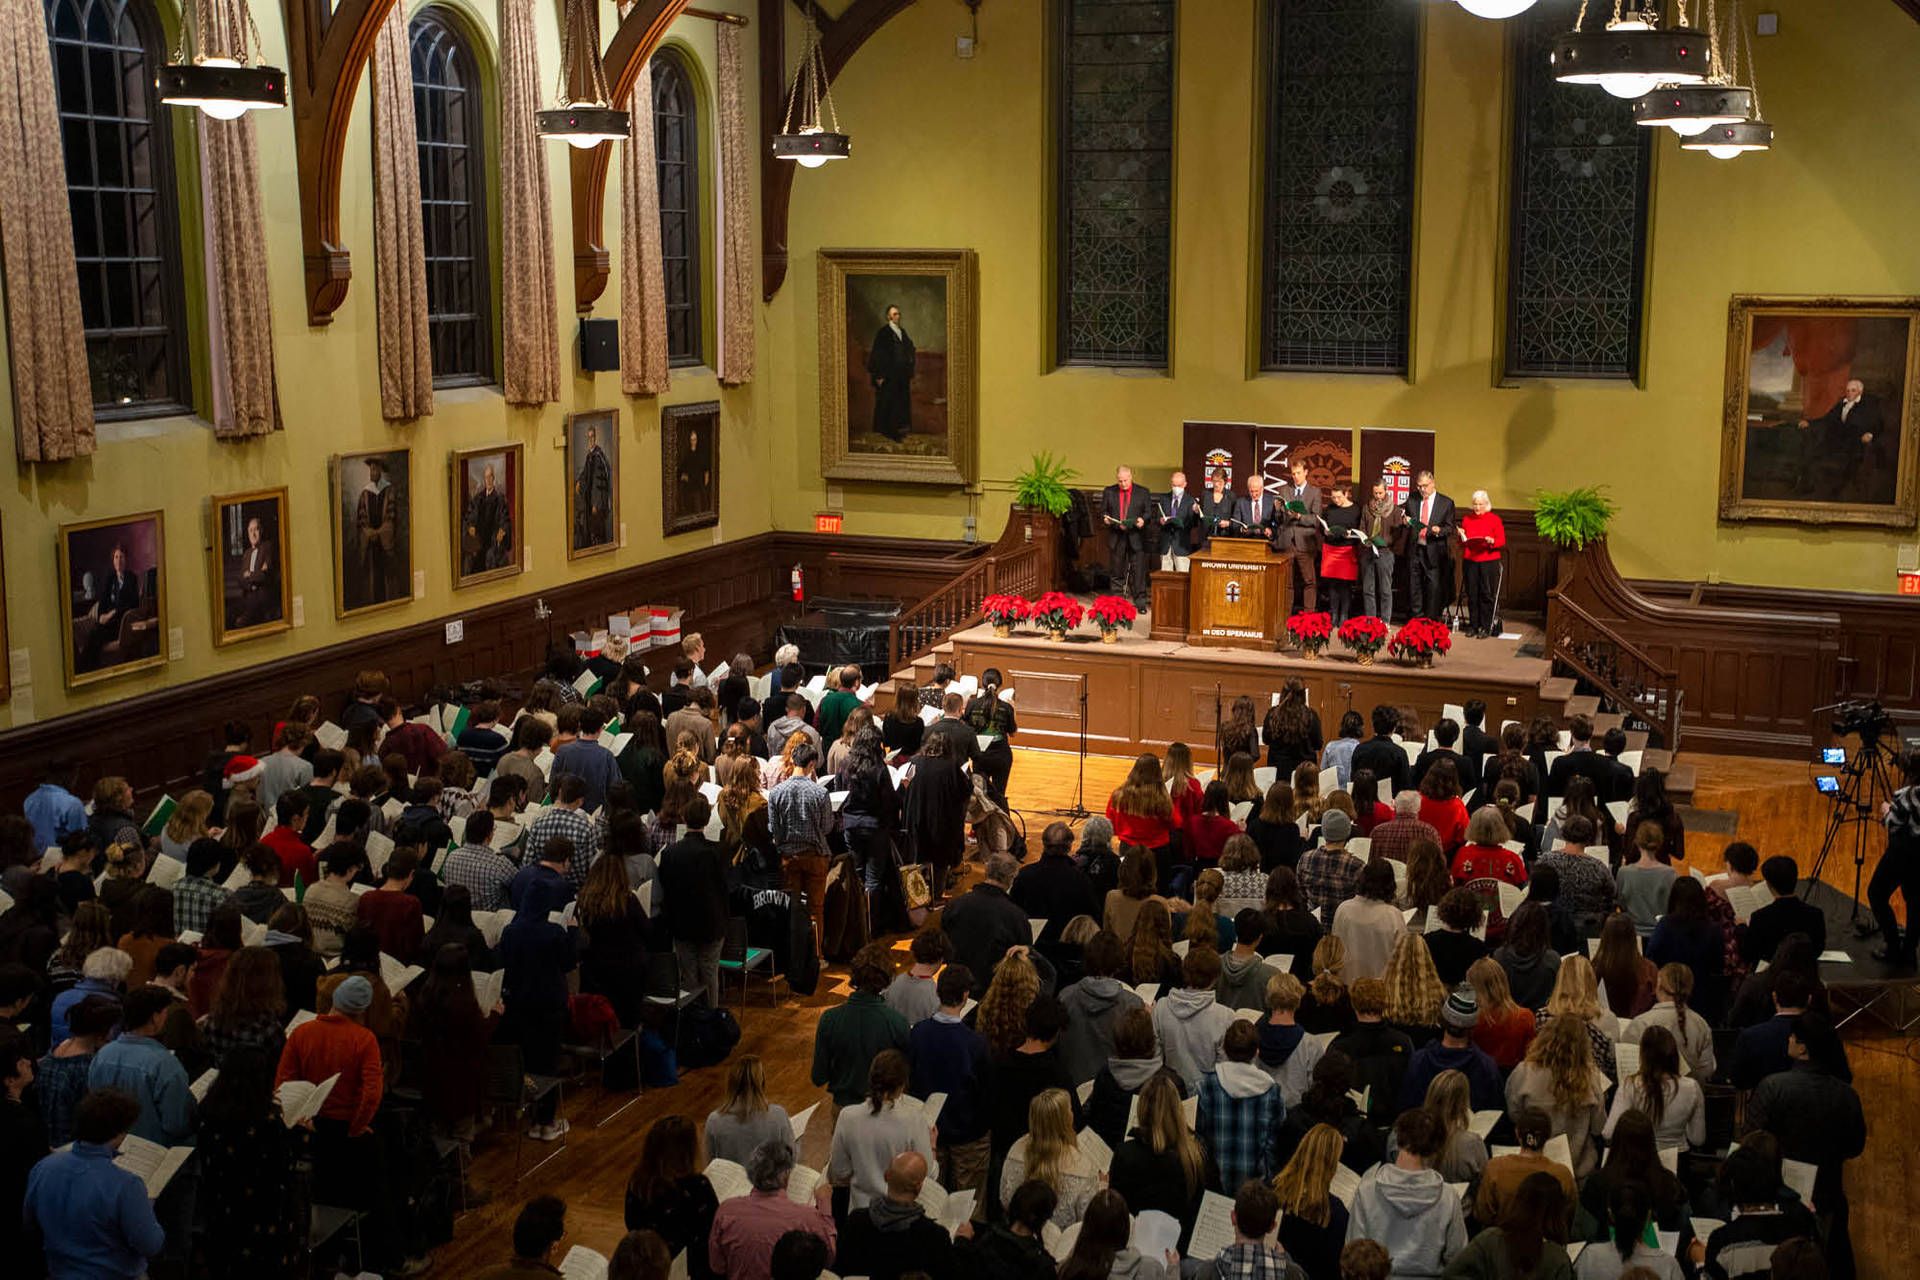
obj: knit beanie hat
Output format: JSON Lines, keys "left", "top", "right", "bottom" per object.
{"left": 1442, "top": 984, "right": 1479, "bottom": 1032}
{"left": 1321, "top": 810, "right": 1353, "bottom": 843}
{"left": 332, "top": 975, "right": 374, "bottom": 1014}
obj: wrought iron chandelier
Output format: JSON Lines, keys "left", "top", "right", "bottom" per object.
{"left": 772, "top": 13, "right": 849, "bottom": 166}
{"left": 158, "top": 0, "right": 286, "bottom": 119}
{"left": 1551, "top": 0, "right": 1710, "bottom": 99}
{"left": 1679, "top": 0, "right": 1771, "bottom": 157}
{"left": 537, "top": 0, "right": 630, "bottom": 150}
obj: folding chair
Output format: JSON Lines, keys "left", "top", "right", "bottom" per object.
{"left": 562, "top": 1021, "right": 646, "bottom": 1127}
{"left": 644, "top": 950, "right": 701, "bottom": 1058}
{"left": 718, "top": 916, "right": 775, "bottom": 1012}
{"left": 485, "top": 1043, "right": 568, "bottom": 1180}
{"left": 308, "top": 1204, "right": 364, "bottom": 1274}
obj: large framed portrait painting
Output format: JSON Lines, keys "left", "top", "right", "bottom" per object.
{"left": 210, "top": 487, "right": 292, "bottom": 645}
{"left": 566, "top": 409, "right": 619, "bottom": 559}
{"left": 662, "top": 401, "right": 719, "bottom": 536}
{"left": 331, "top": 448, "right": 413, "bottom": 618}
{"left": 450, "top": 443, "right": 524, "bottom": 588}
{"left": 1719, "top": 295, "right": 1920, "bottom": 526}
{"left": 817, "top": 248, "right": 977, "bottom": 486}
{"left": 58, "top": 510, "right": 166, "bottom": 688}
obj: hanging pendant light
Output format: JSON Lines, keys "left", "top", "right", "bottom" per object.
{"left": 1631, "top": 0, "right": 1748, "bottom": 133}
{"left": 1551, "top": 1, "right": 1710, "bottom": 99}
{"left": 1455, "top": 0, "right": 1541, "bottom": 19}
{"left": 537, "top": 0, "right": 630, "bottom": 149}
{"left": 158, "top": 0, "right": 285, "bottom": 118}
{"left": 1679, "top": 0, "right": 1770, "bottom": 157}
{"left": 772, "top": 13, "right": 849, "bottom": 166}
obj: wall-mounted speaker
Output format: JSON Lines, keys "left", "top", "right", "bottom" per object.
{"left": 579, "top": 318, "right": 620, "bottom": 373}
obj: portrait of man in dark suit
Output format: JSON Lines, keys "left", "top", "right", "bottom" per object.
{"left": 663, "top": 401, "right": 720, "bottom": 537}
{"left": 463, "top": 460, "right": 514, "bottom": 576}
{"left": 867, "top": 304, "right": 916, "bottom": 441}
{"left": 220, "top": 496, "right": 285, "bottom": 635}
{"left": 60, "top": 511, "right": 165, "bottom": 684}
{"left": 570, "top": 417, "right": 615, "bottom": 553}
{"left": 1796, "top": 378, "right": 1893, "bottom": 504}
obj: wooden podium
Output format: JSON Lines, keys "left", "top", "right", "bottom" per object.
{"left": 1185, "top": 538, "right": 1293, "bottom": 651}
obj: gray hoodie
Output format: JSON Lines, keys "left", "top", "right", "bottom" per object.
{"left": 1106, "top": 1244, "right": 1174, "bottom": 1280}
{"left": 1345, "top": 1164, "right": 1467, "bottom": 1279}
{"left": 1058, "top": 976, "right": 1145, "bottom": 1085}
{"left": 1108, "top": 1052, "right": 1165, "bottom": 1092}
{"left": 1216, "top": 949, "right": 1279, "bottom": 1012}
{"left": 1152, "top": 987, "right": 1236, "bottom": 1090}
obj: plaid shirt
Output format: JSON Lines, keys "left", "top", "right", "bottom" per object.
{"left": 201, "top": 1012, "right": 285, "bottom": 1068}
{"left": 1196, "top": 1066, "right": 1288, "bottom": 1194}
{"left": 34, "top": 1049, "right": 93, "bottom": 1148}
{"left": 524, "top": 805, "right": 600, "bottom": 891}
{"left": 174, "top": 874, "right": 232, "bottom": 935}
{"left": 1366, "top": 815, "right": 1439, "bottom": 864}
{"left": 1297, "top": 845, "right": 1363, "bottom": 926}
{"left": 443, "top": 843, "right": 518, "bottom": 911}
{"left": 767, "top": 776, "right": 835, "bottom": 856}
{"left": 1208, "top": 1241, "right": 1295, "bottom": 1280}
{"left": 534, "top": 677, "right": 582, "bottom": 707}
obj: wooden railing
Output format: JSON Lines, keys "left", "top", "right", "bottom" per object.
{"left": 886, "top": 534, "right": 1048, "bottom": 672}
{"left": 1548, "top": 593, "right": 1684, "bottom": 753}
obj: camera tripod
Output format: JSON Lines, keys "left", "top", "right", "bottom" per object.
{"left": 1808, "top": 725, "right": 1900, "bottom": 931}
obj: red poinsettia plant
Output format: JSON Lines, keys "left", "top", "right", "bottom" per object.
{"left": 981, "top": 594, "right": 1031, "bottom": 627}
{"left": 1030, "top": 591, "right": 1086, "bottom": 632}
{"left": 1389, "top": 616, "right": 1454, "bottom": 660}
{"left": 1285, "top": 611, "right": 1334, "bottom": 653}
{"left": 1089, "top": 595, "right": 1139, "bottom": 634}
{"left": 1336, "top": 614, "right": 1390, "bottom": 656}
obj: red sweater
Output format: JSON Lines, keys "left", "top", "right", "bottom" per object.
{"left": 1419, "top": 796, "right": 1470, "bottom": 851}
{"left": 1169, "top": 778, "right": 1205, "bottom": 828}
{"left": 1460, "top": 511, "right": 1506, "bottom": 563}
{"left": 1184, "top": 812, "right": 1241, "bottom": 864}
{"left": 262, "top": 825, "right": 317, "bottom": 888}
{"left": 276, "top": 1013, "right": 385, "bottom": 1134}
{"left": 1106, "top": 797, "right": 1175, "bottom": 850}
{"left": 1451, "top": 842, "right": 1528, "bottom": 887}
{"left": 1472, "top": 1006, "right": 1537, "bottom": 1068}
{"left": 356, "top": 889, "right": 425, "bottom": 966}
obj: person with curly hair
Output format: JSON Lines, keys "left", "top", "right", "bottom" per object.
{"left": 1505, "top": 1014, "right": 1605, "bottom": 1176}
{"left": 810, "top": 944, "right": 910, "bottom": 1110}
{"left": 1382, "top": 932, "right": 1449, "bottom": 1046}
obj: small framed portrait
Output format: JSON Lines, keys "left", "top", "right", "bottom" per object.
{"left": 331, "top": 448, "right": 413, "bottom": 618}
{"left": 817, "top": 248, "right": 977, "bottom": 486}
{"left": 58, "top": 510, "right": 167, "bottom": 688}
{"left": 662, "top": 401, "right": 719, "bottom": 537}
{"left": 1719, "top": 295, "right": 1920, "bottom": 527}
{"left": 450, "top": 443, "right": 524, "bottom": 588}
{"left": 209, "top": 487, "right": 292, "bottom": 645}
{"left": 565, "top": 409, "right": 620, "bottom": 559}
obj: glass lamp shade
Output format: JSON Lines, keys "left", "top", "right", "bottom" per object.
{"left": 1631, "top": 85, "right": 1753, "bottom": 135}
{"left": 1551, "top": 26, "right": 1710, "bottom": 92}
{"left": 772, "top": 125, "right": 850, "bottom": 166}
{"left": 157, "top": 56, "right": 286, "bottom": 118}
{"left": 1455, "top": 0, "right": 1539, "bottom": 17}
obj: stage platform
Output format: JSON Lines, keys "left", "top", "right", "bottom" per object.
{"left": 948, "top": 616, "right": 1554, "bottom": 764}
{"left": 1802, "top": 880, "right": 1920, "bottom": 1031}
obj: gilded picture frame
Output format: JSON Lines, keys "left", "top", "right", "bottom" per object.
{"left": 817, "top": 248, "right": 977, "bottom": 486}
{"left": 449, "top": 442, "right": 525, "bottom": 589}
{"left": 209, "top": 486, "right": 293, "bottom": 646}
{"left": 1718, "top": 294, "right": 1920, "bottom": 527}
{"left": 662, "top": 400, "right": 720, "bottom": 537}
{"left": 331, "top": 448, "right": 413, "bottom": 619}
{"left": 58, "top": 509, "right": 168, "bottom": 689}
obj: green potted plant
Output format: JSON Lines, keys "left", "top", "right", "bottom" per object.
{"left": 1532, "top": 485, "right": 1617, "bottom": 550}
{"left": 1013, "top": 451, "right": 1079, "bottom": 516}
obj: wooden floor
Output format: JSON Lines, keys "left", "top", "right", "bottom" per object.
{"left": 428, "top": 746, "right": 1919, "bottom": 1278}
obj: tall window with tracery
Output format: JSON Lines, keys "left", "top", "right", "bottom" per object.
{"left": 651, "top": 48, "right": 704, "bottom": 367}
{"left": 1504, "top": 0, "right": 1653, "bottom": 379}
{"left": 1055, "top": 0, "right": 1175, "bottom": 368}
{"left": 45, "top": 0, "right": 191, "bottom": 415}
{"left": 411, "top": 8, "right": 494, "bottom": 384}
{"left": 1258, "top": 0, "right": 1419, "bottom": 375}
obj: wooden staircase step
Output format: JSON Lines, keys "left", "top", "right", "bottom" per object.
{"left": 1666, "top": 763, "right": 1696, "bottom": 804}
{"left": 1564, "top": 694, "right": 1602, "bottom": 720}
{"left": 1591, "top": 711, "right": 1625, "bottom": 734}
{"left": 1621, "top": 729, "right": 1650, "bottom": 754}
{"left": 1640, "top": 748, "right": 1672, "bottom": 775}
{"left": 1538, "top": 676, "right": 1577, "bottom": 703}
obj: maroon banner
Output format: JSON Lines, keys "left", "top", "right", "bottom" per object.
{"left": 1357, "top": 428, "right": 1435, "bottom": 507}
{"left": 1181, "top": 421, "right": 1257, "bottom": 491}
{"left": 1251, "top": 426, "right": 1355, "bottom": 492}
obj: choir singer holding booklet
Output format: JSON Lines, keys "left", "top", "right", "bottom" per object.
{"left": 1458, "top": 490, "right": 1506, "bottom": 638}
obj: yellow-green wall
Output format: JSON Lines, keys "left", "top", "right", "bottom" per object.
{"left": 764, "top": 0, "right": 1920, "bottom": 585}
{"left": 0, "top": 0, "right": 767, "bottom": 728}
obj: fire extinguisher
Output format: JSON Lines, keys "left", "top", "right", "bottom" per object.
{"left": 791, "top": 564, "right": 804, "bottom": 603}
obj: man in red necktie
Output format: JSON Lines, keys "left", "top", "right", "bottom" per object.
{"left": 1401, "top": 469, "right": 1456, "bottom": 621}
{"left": 1102, "top": 464, "right": 1152, "bottom": 608}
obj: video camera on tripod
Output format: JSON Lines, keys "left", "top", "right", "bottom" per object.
{"left": 1827, "top": 698, "right": 1891, "bottom": 742}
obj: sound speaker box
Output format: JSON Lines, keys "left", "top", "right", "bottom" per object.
{"left": 579, "top": 318, "right": 620, "bottom": 372}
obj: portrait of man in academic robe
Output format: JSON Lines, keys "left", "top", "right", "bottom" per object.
{"left": 451, "top": 445, "right": 523, "bottom": 587}
{"left": 333, "top": 449, "right": 411, "bottom": 616}
{"left": 867, "top": 304, "right": 916, "bottom": 441}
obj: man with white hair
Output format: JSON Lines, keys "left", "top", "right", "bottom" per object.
{"left": 940, "top": 851, "right": 1030, "bottom": 998}
{"left": 1457, "top": 489, "right": 1506, "bottom": 638}
{"left": 1401, "top": 469, "right": 1455, "bottom": 621}
{"left": 709, "top": 1138, "right": 836, "bottom": 1280}
{"left": 1367, "top": 790, "right": 1441, "bottom": 864}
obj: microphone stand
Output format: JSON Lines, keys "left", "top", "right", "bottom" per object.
{"left": 1043, "top": 673, "right": 1093, "bottom": 821}
{"left": 1213, "top": 681, "right": 1223, "bottom": 767}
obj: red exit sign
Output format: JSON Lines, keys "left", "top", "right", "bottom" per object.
{"left": 814, "top": 511, "right": 844, "bottom": 534}
{"left": 1900, "top": 572, "right": 1920, "bottom": 596}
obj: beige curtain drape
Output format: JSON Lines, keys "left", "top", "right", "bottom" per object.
{"left": 499, "top": 0, "right": 560, "bottom": 406}
{"left": 199, "top": 0, "right": 280, "bottom": 437}
{"left": 714, "top": 19, "right": 754, "bottom": 385}
{"left": 371, "top": 5, "right": 432, "bottom": 420}
{"left": 0, "top": 0, "right": 94, "bottom": 461}
{"left": 619, "top": 57, "right": 669, "bottom": 396}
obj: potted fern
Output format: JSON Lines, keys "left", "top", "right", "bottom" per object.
{"left": 1532, "top": 485, "right": 1616, "bottom": 550}
{"left": 1013, "top": 452, "right": 1078, "bottom": 516}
